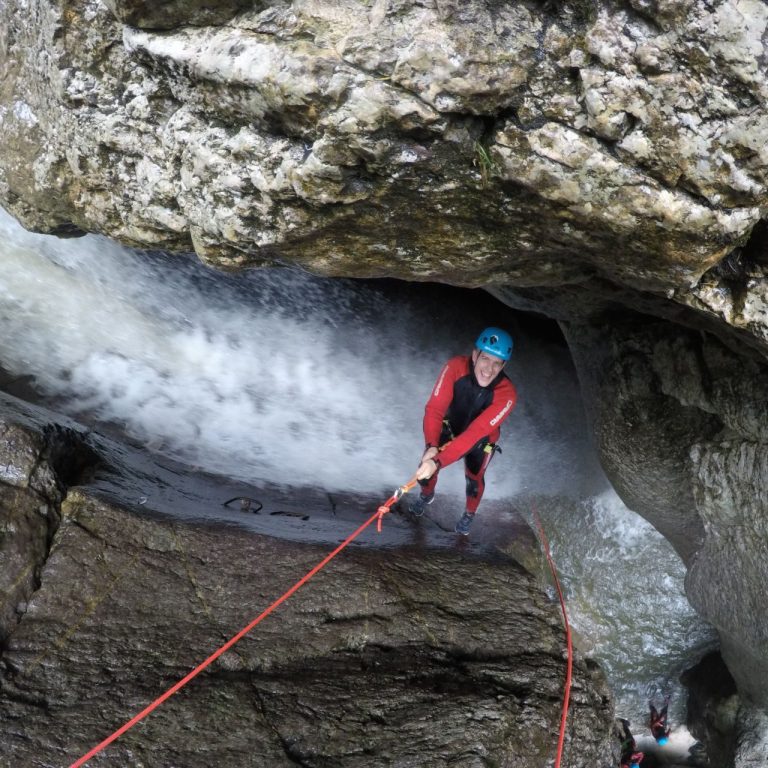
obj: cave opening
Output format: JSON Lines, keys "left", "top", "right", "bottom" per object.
{"left": 0, "top": 207, "right": 717, "bottom": 747}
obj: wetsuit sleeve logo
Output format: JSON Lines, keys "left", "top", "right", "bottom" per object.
{"left": 489, "top": 399, "right": 514, "bottom": 426}
{"left": 433, "top": 364, "right": 449, "bottom": 397}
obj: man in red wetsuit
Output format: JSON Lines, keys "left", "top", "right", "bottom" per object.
{"left": 620, "top": 752, "right": 645, "bottom": 768}
{"left": 618, "top": 718, "right": 645, "bottom": 768}
{"left": 410, "top": 327, "right": 517, "bottom": 535}
{"left": 649, "top": 695, "right": 671, "bottom": 745}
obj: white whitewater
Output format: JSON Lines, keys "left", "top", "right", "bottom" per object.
{"left": 0, "top": 206, "right": 714, "bottom": 735}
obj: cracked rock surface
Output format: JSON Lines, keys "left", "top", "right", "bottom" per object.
{"left": 0, "top": 0, "right": 765, "bottom": 303}
{"left": 0, "top": 406, "right": 615, "bottom": 766}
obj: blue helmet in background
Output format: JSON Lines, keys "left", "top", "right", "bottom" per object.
{"left": 657, "top": 736, "right": 669, "bottom": 746}
{"left": 475, "top": 327, "right": 513, "bottom": 361}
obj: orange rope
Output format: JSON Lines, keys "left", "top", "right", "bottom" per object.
{"left": 532, "top": 506, "right": 573, "bottom": 768}
{"left": 69, "top": 478, "right": 417, "bottom": 767}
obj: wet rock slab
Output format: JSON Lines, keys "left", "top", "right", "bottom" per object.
{"left": 0, "top": 388, "right": 617, "bottom": 765}
{"left": 0, "top": 420, "right": 615, "bottom": 766}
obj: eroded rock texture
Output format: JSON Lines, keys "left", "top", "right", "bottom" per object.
{"left": 0, "top": 0, "right": 766, "bottom": 300}
{"left": 0, "top": 414, "right": 614, "bottom": 767}
{"left": 563, "top": 317, "right": 768, "bottom": 765}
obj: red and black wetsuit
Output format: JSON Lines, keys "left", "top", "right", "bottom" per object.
{"left": 618, "top": 719, "right": 643, "bottom": 766}
{"left": 419, "top": 355, "right": 517, "bottom": 514}
{"left": 649, "top": 700, "right": 670, "bottom": 742}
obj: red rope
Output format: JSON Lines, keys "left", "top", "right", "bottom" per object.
{"left": 532, "top": 506, "right": 573, "bottom": 768}
{"left": 69, "top": 481, "right": 415, "bottom": 767}
{"left": 376, "top": 478, "right": 417, "bottom": 531}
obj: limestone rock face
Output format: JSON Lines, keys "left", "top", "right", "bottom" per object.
{"left": 0, "top": 0, "right": 766, "bottom": 314}
{"left": 563, "top": 317, "right": 768, "bottom": 764}
{"left": 0, "top": 409, "right": 615, "bottom": 767}
{"left": 0, "top": 421, "right": 58, "bottom": 646}
{"left": 0, "top": 417, "right": 98, "bottom": 644}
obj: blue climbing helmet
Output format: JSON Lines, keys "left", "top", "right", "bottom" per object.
{"left": 475, "top": 327, "right": 513, "bottom": 361}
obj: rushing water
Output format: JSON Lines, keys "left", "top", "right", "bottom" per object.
{"left": 536, "top": 491, "right": 716, "bottom": 730}
{"left": 0, "top": 207, "right": 715, "bottom": 735}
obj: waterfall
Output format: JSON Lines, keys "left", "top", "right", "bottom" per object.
{"left": 0, "top": 206, "right": 715, "bottom": 733}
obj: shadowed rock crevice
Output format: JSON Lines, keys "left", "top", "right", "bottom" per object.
{"left": 738, "top": 218, "right": 768, "bottom": 269}
{"left": 42, "top": 424, "right": 100, "bottom": 483}
{"left": 0, "top": 420, "right": 101, "bottom": 655}
{"left": 683, "top": 651, "right": 738, "bottom": 767}
{"left": 102, "top": 0, "right": 258, "bottom": 30}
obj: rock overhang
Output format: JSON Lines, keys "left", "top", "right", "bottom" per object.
{"left": 0, "top": 0, "right": 765, "bottom": 325}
